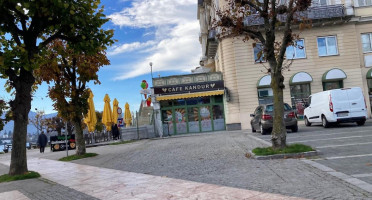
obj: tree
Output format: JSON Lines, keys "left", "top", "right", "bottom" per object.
{"left": 45, "top": 116, "right": 64, "bottom": 136}
{"left": 29, "top": 110, "right": 47, "bottom": 135}
{"left": 95, "top": 111, "right": 104, "bottom": 133}
{"left": 0, "top": 0, "right": 114, "bottom": 175}
{"left": 215, "top": 0, "right": 311, "bottom": 149}
{"left": 38, "top": 40, "right": 109, "bottom": 155}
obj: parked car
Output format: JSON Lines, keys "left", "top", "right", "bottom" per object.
{"left": 250, "top": 103, "right": 298, "bottom": 134}
{"left": 304, "top": 87, "right": 368, "bottom": 128}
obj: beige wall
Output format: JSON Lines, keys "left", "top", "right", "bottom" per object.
{"left": 217, "top": 23, "right": 372, "bottom": 129}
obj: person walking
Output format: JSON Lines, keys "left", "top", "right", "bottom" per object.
{"left": 112, "top": 124, "right": 120, "bottom": 140}
{"left": 37, "top": 131, "right": 48, "bottom": 153}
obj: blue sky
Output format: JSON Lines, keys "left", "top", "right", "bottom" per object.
{"left": 0, "top": 0, "right": 200, "bottom": 114}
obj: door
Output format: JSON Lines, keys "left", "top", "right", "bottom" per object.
{"left": 187, "top": 107, "right": 200, "bottom": 133}
{"left": 174, "top": 108, "right": 187, "bottom": 134}
{"left": 346, "top": 88, "right": 366, "bottom": 117}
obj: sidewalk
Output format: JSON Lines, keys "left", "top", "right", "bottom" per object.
{"left": 0, "top": 158, "right": 307, "bottom": 200}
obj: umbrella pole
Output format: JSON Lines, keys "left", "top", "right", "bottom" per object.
{"left": 136, "top": 111, "right": 139, "bottom": 140}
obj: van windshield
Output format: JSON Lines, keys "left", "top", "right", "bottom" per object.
{"left": 265, "top": 104, "right": 291, "bottom": 112}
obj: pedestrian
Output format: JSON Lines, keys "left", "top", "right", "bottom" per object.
{"left": 112, "top": 124, "right": 119, "bottom": 140}
{"left": 37, "top": 131, "right": 48, "bottom": 153}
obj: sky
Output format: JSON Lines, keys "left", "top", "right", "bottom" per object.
{"left": 0, "top": 0, "right": 201, "bottom": 114}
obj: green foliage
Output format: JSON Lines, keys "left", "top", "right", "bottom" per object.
{"left": 0, "top": 99, "right": 9, "bottom": 131}
{"left": 110, "top": 140, "right": 137, "bottom": 145}
{"left": 95, "top": 111, "right": 103, "bottom": 132}
{"left": 59, "top": 153, "right": 98, "bottom": 161}
{"left": 0, "top": 171, "right": 40, "bottom": 183}
{"left": 252, "top": 144, "right": 314, "bottom": 156}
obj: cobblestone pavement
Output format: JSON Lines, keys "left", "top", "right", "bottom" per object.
{"left": 0, "top": 163, "right": 98, "bottom": 200}
{"left": 28, "top": 130, "right": 372, "bottom": 200}
{"left": 0, "top": 158, "right": 309, "bottom": 200}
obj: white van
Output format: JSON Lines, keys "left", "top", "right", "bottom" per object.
{"left": 304, "top": 87, "right": 368, "bottom": 128}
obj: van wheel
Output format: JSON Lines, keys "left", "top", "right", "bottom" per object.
{"left": 291, "top": 125, "right": 298, "bottom": 133}
{"left": 260, "top": 124, "right": 268, "bottom": 135}
{"left": 322, "top": 116, "right": 330, "bottom": 128}
{"left": 251, "top": 123, "right": 256, "bottom": 132}
{"left": 357, "top": 120, "right": 365, "bottom": 126}
{"left": 304, "top": 117, "right": 311, "bottom": 127}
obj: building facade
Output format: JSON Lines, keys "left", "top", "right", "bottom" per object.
{"left": 198, "top": 0, "right": 372, "bottom": 130}
{"left": 152, "top": 72, "right": 226, "bottom": 135}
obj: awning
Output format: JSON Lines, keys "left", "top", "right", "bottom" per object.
{"left": 156, "top": 90, "right": 224, "bottom": 101}
{"left": 322, "top": 68, "right": 347, "bottom": 82}
{"left": 367, "top": 68, "right": 372, "bottom": 79}
{"left": 289, "top": 72, "right": 313, "bottom": 85}
{"left": 257, "top": 75, "right": 271, "bottom": 88}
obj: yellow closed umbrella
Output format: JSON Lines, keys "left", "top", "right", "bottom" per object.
{"left": 102, "top": 94, "right": 113, "bottom": 131}
{"left": 124, "top": 102, "right": 132, "bottom": 128}
{"left": 84, "top": 89, "right": 97, "bottom": 132}
{"left": 112, "top": 98, "right": 119, "bottom": 125}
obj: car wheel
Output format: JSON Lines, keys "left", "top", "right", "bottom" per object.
{"left": 291, "top": 125, "right": 298, "bottom": 133}
{"left": 357, "top": 120, "right": 365, "bottom": 126}
{"left": 304, "top": 116, "right": 311, "bottom": 127}
{"left": 260, "top": 124, "right": 268, "bottom": 135}
{"left": 251, "top": 123, "right": 256, "bottom": 132}
{"left": 322, "top": 116, "right": 330, "bottom": 128}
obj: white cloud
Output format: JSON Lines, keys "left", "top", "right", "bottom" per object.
{"left": 108, "top": 40, "right": 156, "bottom": 56}
{"left": 108, "top": 0, "right": 201, "bottom": 80}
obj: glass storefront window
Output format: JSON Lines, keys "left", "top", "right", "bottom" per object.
{"left": 213, "top": 105, "right": 225, "bottom": 131}
{"left": 160, "top": 101, "right": 172, "bottom": 107}
{"left": 198, "top": 97, "right": 210, "bottom": 104}
{"left": 188, "top": 107, "right": 200, "bottom": 133}
{"left": 186, "top": 98, "right": 198, "bottom": 105}
{"left": 323, "top": 81, "right": 343, "bottom": 91}
{"left": 200, "top": 106, "right": 212, "bottom": 131}
{"left": 214, "top": 95, "right": 223, "bottom": 103}
{"left": 173, "top": 99, "right": 185, "bottom": 106}
{"left": 162, "top": 110, "right": 174, "bottom": 135}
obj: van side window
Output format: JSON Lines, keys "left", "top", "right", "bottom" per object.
{"left": 308, "top": 96, "right": 312, "bottom": 106}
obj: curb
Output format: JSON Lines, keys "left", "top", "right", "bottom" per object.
{"left": 250, "top": 150, "right": 320, "bottom": 160}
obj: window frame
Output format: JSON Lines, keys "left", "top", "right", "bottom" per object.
{"left": 361, "top": 33, "right": 372, "bottom": 53}
{"left": 286, "top": 39, "right": 307, "bottom": 59}
{"left": 311, "top": 0, "right": 329, "bottom": 6}
{"left": 317, "top": 36, "right": 339, "bottom": 57}
{"left": 357, "top": 0, "right": 372, "bottom": 7}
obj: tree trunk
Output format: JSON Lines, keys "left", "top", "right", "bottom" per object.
{"left": 9, "top": 70, "right": 34, "bottom": 175}
{"left": 73, "top": 118, "right": 86, "bottom": 155}
{"left": 271, "top": 73, "right": 287, "bottom": 149}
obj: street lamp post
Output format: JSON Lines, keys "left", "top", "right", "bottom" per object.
{"left": 149, "top": 62, "right": 153, "bottom": 79}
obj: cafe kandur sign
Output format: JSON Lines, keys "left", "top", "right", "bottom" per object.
{"left": 153, "top": 81, "right": 224, "bottom": 95}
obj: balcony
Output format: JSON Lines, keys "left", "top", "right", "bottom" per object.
{"left": 244, "top": 5, "right": 348, "bottom": 26}
{"left": 206, "top": 29, "right": 218, "bottom": 58}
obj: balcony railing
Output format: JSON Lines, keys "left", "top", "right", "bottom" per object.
{"left": 244, "top": 5, "right": 346, "bottom": 26}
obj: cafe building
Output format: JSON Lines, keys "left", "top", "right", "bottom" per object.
{"left": 152, "top": 72, "right": 226, "bottom": 135}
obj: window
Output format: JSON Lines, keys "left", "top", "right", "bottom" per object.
{"left": 358, "top": 0, "right": 372, "bottom": 6}
{"left": 323, "top": 81, "right": 343, "bottom": 91}
{"left": 361, "top": 33, "right": 372, "bottom": 53}
{"left": 286, "top": 39, "right": 306, "bottom": 59}
{"left": 317, "top": 36, "right": 338, "bottom": 56}
{"left": 312, "top": 0, "right": 328, "bottom": 6}
{"left": 253, "top": 43, "right": 265, "bottom": 63}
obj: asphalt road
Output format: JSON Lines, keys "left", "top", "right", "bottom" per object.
{"left": 252, "top": 120, "right": 372, "bottom": 185}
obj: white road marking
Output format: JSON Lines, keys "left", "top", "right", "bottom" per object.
{"left": 352, "top": 173, "right": 372, "bottom": 178}
{"left": 288, "top": 129, "right": 372, "bottom": 139}
{"left": 316, "top": 153, "right": 372, "bottom": 160}
{"left": 316, "top": 142, "right": 372, "bottom": 149}
{"left": 288, "top": 135, "right": 372, "bottom": 143}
